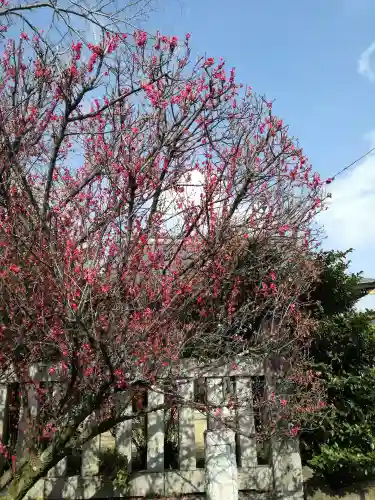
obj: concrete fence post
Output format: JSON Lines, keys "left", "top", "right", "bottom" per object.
{"left": 81, "top": 412, "right": 100, "bottom": 476}
{"left": 147, "top": 389, "right": 165, "bottom": 472}
{"left": 265, "top": 359, "right": 304, "bottom": 500}
{"left": 271, "top": 437, "right": 304, "bottom": 500}
{"left": 0, "top": 384, "right": 9, "bottom": 470}
{"left": 205, "top": 429, "right": 238, "bottom": 500}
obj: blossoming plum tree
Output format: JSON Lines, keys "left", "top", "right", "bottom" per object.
{"left": 0, "top": 4, "right": 328, "bottom": 497}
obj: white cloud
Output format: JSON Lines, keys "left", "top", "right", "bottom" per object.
{"left": 319, "top": 131, "right": 375, "bottom": 310}
{"left": 358, "top": 41, "right": 375, "bottom": 81}
{"left": 320, "top": 132, "right": 375, "bottom": 249}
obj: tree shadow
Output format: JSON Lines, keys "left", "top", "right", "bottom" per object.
{"left": 303, "top": 470, "right": 374, "bottom": 500}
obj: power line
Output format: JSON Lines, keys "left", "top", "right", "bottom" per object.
{"left": 327, "top": 146, "right": 375, "bottom": 184}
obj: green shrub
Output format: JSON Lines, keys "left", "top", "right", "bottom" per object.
{"left": 310, "top": 443, "right": 375, "bottom": 488}
{"left": 97, "top": 448, "right": 130, "bottom": 494}
{"left": 300, "top": 250, "right": 375, "bottom": 488}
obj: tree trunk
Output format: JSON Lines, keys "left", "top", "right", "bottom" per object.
{"left": 6, "top": 459, "right": 51, "bottom": 500}
{"left": 1, "top": 389, "right": 112, "bottom": 499}
{"left": 1, "top": 422, "right": 81, "bottom": 500}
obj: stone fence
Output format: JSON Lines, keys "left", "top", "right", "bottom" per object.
{"left": 0, "top": 358, "right": 304, "bottom": 499}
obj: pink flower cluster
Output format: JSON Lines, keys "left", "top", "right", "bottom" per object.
{"left": 134, "top": 30, "right": 147, "bottom": 47}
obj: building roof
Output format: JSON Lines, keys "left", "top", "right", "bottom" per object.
{"left": 358, "top": 278, "right": 375, "bottom": 292}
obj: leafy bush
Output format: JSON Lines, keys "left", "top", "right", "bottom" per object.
{"left": 310, "top": 442, "right": 375, "bottom": 487}
{"left": 300, "top": 250, "right": 375, "bottom": 488}
{"left": 98, "top": 449, "right": 130, "bottom": 494}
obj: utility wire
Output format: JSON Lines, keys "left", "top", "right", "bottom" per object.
{"left": 327, "top": 146, "right": 375, "bottom": 184}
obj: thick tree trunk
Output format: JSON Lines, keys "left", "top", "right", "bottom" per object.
{"left": 1, "top": 393, "right": 108, "bottom": 498}
{"left": 1, "top": 421, "right": 82, "bottom": 500}
{"left": 3, "top": 445, "right": 62, "bottom": 499}
{"left": 6, "top": 460, "right": 51, "bottom": 500}
{"left": 1, "top": 390, "right": 137, "bottom": 498}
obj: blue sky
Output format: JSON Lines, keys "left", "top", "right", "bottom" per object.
{"left": 143, "top": 0, "right": 375, "bottom": 309}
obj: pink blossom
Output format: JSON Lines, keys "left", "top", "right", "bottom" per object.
{"left": 278, "top": 224, "right": 289, "bottom": 235}
{"left": 72, "top": 41, "right": 82, "bottom": 60}
{"left": 204, "top": 57, "right": 215, "bottom": 67}
{"left": 84, "top": 268, "right": 97, "bottom": 284}
{"left": 9, "top": 264, "right": 21, "bottom": 274}
{"left": 290, "top": 426, "right": 300, "bottom": 437}
{"left": 87, "top": 43, "right": 103, "bottom": 55}
{"left": 87, "top": 53, "right": 97, "bottom": 72}
{"left": 270, "top": 283, "right": 277, "bottom": 294}
{"left": 20, "top": 32, "right": 29, "bottom": 41}
{"left": 134, "top": 30, "right": 148, "bottom": 47}
{"left": 0, "top": 441, "right": 8, "bottom": 457}
{"left": 312, "top": 172, "right": 321, "bottom": 188}
{"left": 169, "top": 36, "right": 178, "bottom": 49}
{"left": 69, "top": 64, "right": 78, "bottom": 77}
